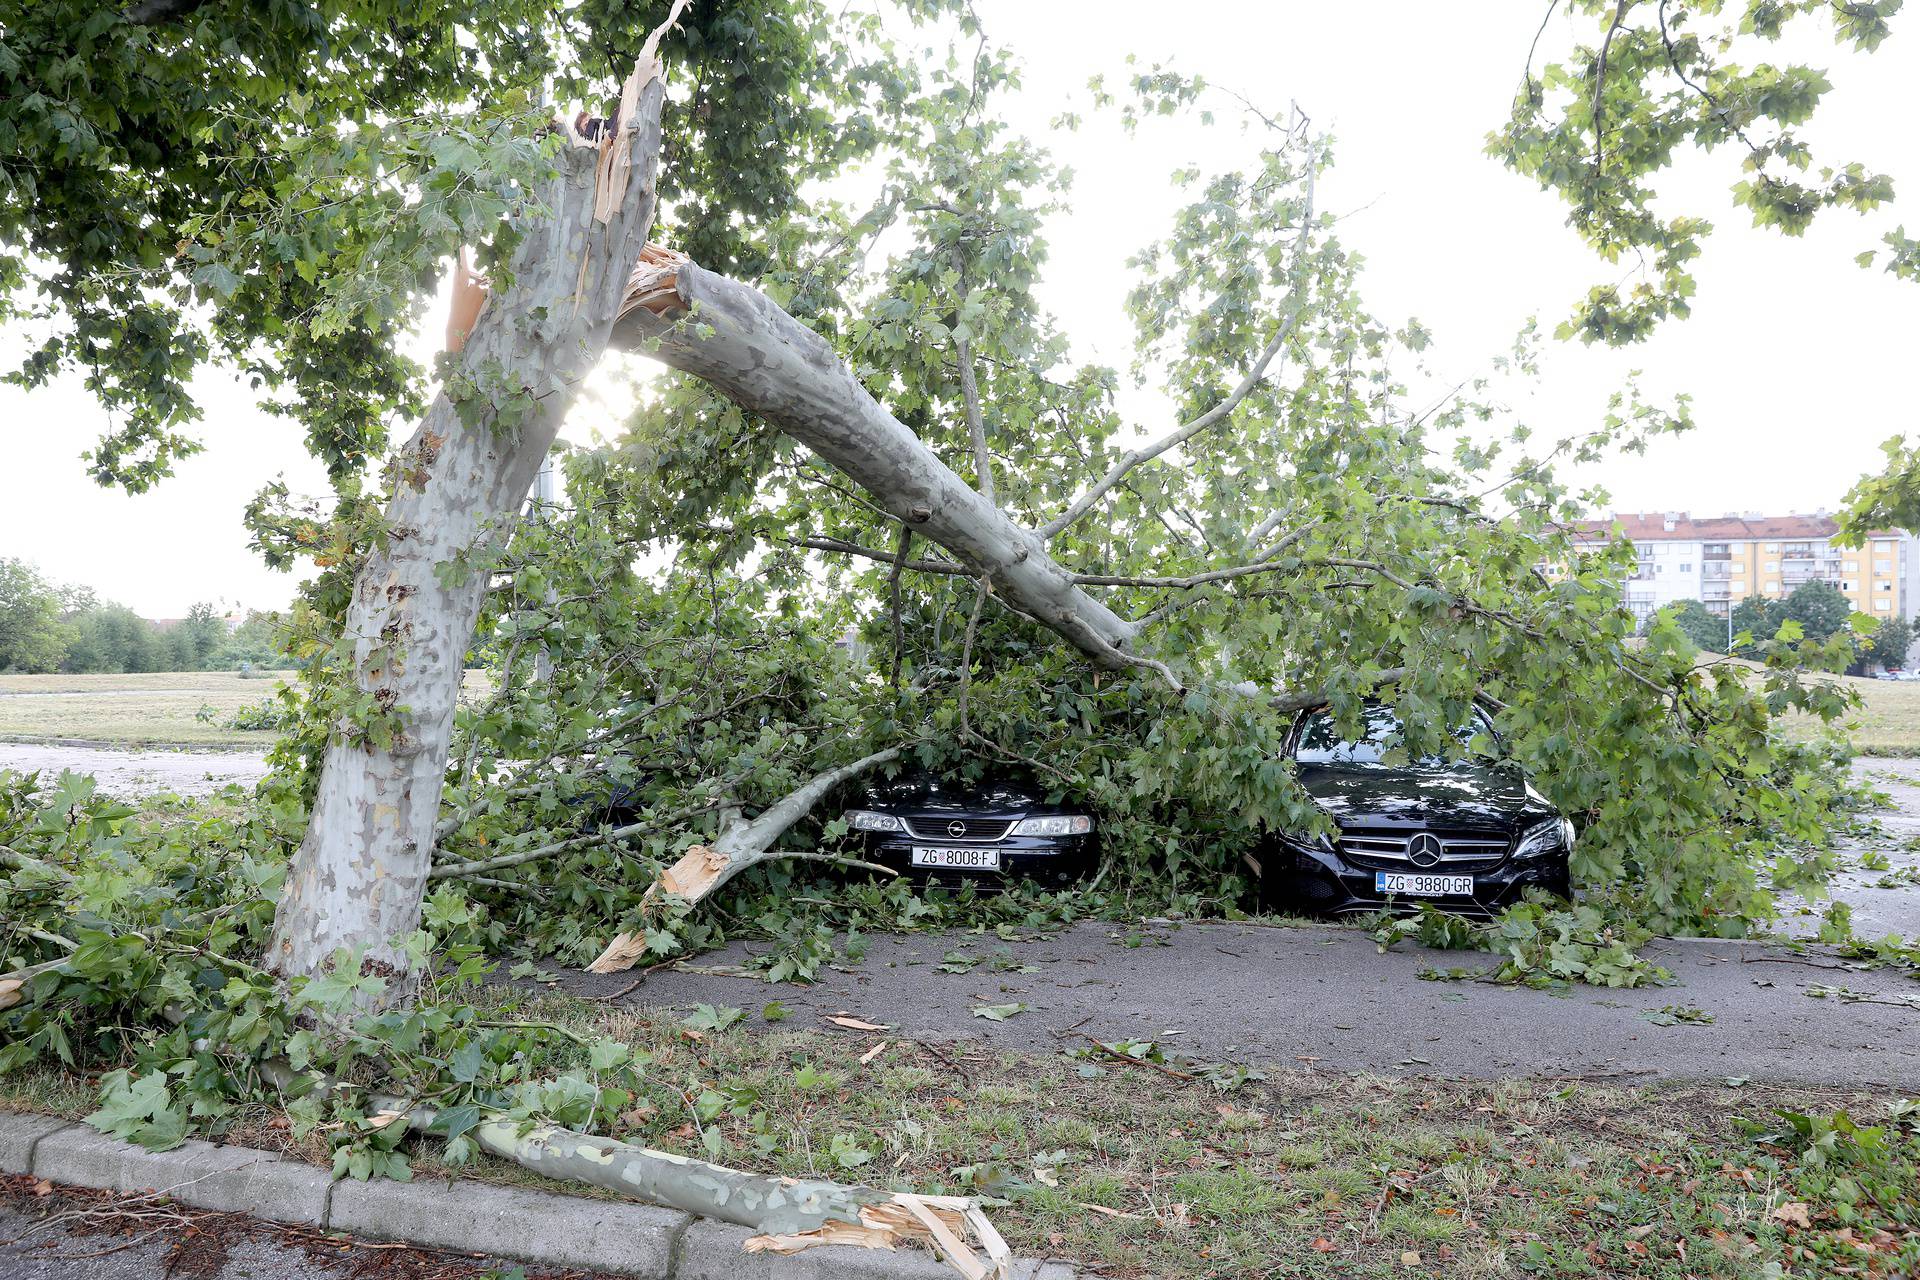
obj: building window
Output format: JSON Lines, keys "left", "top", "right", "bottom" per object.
{"left": 1765, "top": 561, "right": 1779, "bottom": 572}
{"left": 1879, "top": 581, "right": 1893, "bottom": 591}
{"left": 1679, "top": 563, "right": 1691, "bottom": 573}
{"left": 1765, "top": 543, "right": 1778, "bottom": 552}
{"left": 1766, "top": 581, "right": 1780, "bottom": 593}
{"left": 1876, "top": 560, "right": 1893, "bottom": 573}
{"left": 1877, "top": 598, "right": 1893, "bottom": 611}
{"left": 1844, "top": 560, "right": 1859, "bottom": 572}
{"left": 1842, "top": 581, "right": 1856, "bottom": 592}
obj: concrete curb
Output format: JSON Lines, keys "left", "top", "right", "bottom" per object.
{"left": 0, "top": 1110, "right": 1081, "bottom": 1279}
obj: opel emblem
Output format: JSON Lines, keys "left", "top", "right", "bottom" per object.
{"left": 948, "top": 820, "right": 968, "bottom": 838}
{"left": 1406, "top": 832, "right": 1444, "bottom": 868}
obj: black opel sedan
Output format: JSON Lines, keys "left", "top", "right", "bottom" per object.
{"left": 1256, "top": 703, "right": 1574, "bottom": 916}
{"left": 842, "top": 771, "right": 1095, "bottom": 888}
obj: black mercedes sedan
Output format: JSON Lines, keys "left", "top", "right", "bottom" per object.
{"left": 841, "top": 770, "right": 1096, "bottom": 889}
{"left": 1256, "top": 703, "right": 1574, "bottom": 916}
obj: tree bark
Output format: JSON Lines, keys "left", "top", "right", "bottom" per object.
{"left": 610, "top": 257, "right": 1143, "bottom": 672}
{"left": 265, "top": 79, "right": 667, "bottom": 993}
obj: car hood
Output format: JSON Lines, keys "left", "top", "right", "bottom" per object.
{"left": 862, "top": 771, "right": 1063, "bottom": 818}
{"left": 1297, "top": 761, "right": 1553, "bottom": 832}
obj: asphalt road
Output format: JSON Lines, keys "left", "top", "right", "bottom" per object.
{"left": 1805, "top": 756, "right": 1920, "bottom": 941}
{"left": 0, "top": 742, "right": 268, "bottom": 799}
{"left": 567, "top": 919, "right": 1918, "bottom": 1087}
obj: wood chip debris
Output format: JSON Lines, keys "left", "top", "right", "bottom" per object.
{"left": 827, "top": 1011, "right": 891, "bottom": 1032}
{"left": 745, "top": 1191, "right": 1010, "bottom": 1280}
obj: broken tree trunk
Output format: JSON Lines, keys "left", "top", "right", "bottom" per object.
{"left": 587, "top": 746, "right": 900, "bottom": 973}
{"left": 265, "top": 72, "right": 668, "bottom": 996}
{"left": 609, "top": 254, "right": 1145, "bottom": 673}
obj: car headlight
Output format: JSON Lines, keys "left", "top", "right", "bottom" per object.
{"left": 845, "top": 809, "right": 903, "bottom": 832}
{"left": 1515, "top": 817, "right": 1569, "bottom": 858}
{"left": 1010, "top": 815, "right": 1093, "bottom": 836}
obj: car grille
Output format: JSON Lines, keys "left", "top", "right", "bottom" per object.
{"left": 903, "top": 816, "right": 1015, "bottom": 843}
{"left": 1337, "top": 829, "right": 1510, "bottom": 870}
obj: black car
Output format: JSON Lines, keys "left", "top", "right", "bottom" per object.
{"left": 1256, "top": 703, "right": 1573, "bottom": 916}
{"left": 843, "top": 770, "right": 1096, "bottom": 889}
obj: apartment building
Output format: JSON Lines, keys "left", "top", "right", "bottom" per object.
{"left": 1569, "top": 512, "right": 1917, "bottom": 628}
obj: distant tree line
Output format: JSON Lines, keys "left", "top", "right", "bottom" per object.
{"left": 1657, "top": 581, "right": 1916, "bottom": 675}
{"left": 0, "top": 557, "right": 289, "bottom": 674}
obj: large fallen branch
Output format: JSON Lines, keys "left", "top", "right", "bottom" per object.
{"left": 328, "top": 1072, "right": 1011, "bottom": 1278}
{"left": 587, "top": 746, "right": 901, "bottom": 973}
{"left": 610, "top": 254, "right": 1145, "bottom": 673}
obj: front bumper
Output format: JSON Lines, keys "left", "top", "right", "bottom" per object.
{"left": 1258, "top": 835, "right": 1569, "bottom": 917}
{"left": 859, "top": 831, "right": 1097, "bottom": 890}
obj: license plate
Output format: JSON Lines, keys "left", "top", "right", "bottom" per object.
{"left": 911, "top": 846, "right": 1002, "bottom": 870}
{"left": 1375, "top": 871, "right": 1474, "bottom": 897}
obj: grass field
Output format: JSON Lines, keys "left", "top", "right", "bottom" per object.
{"left": 6, "top": 994, "right": 1912, "bottom": 1279}
{"left": 1773, "top": 670, "right": 1920, "bottom": 755}
{"left": 0, "top": 669, "right": 498, "bottom": 749}
{"left": 0, "top": 670, "right": 294, "bottom": 748}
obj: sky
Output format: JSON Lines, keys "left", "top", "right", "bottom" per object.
{"left": 2, "top": 0, "right": 1916, "bottom": 617}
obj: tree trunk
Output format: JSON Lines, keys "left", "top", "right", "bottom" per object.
{"left": 266, "top": 80, "right": 667, "bottom": 993}
{"left": 610, "top": 256, "right": 1142, "bottom": 671}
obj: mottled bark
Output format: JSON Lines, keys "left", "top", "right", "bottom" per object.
{"left": 265, "top": 80, "right": 667, "bottom": 992}
{"left": 610, "top": 257, "right": 1143, "bottom": 672}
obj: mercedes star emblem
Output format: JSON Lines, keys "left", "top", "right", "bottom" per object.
{"left": 1406, "top": 831, "right": 1444, "bottom": 869}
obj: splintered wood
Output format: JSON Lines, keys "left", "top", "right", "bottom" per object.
{"left": 618, "top": 242, "right": 688, "bottom": 319}
{"left": 585, "top": 841, "right": 727, "bottom": 973}
{"left": 745, "top": 1192, "right": 1012, "bottom": 1280}
{"left": 593, "top": 0, "right": 691, "bottom": 223}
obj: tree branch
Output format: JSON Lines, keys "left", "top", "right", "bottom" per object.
{"left": 611, "top": 253, "right": 1141, "bottom": 670}
{"left": 1035, "top": 152, "right": 1318, "bottom": 543}
{"left": 587, "top": 747, "right": 903, "bottom": 973}
{"left": 428, "top": 799, "right": 722, "bottom": 881}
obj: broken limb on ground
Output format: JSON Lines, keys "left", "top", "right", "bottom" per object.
{"left": 587, "top": 746, "right": 903, "bottom": 974}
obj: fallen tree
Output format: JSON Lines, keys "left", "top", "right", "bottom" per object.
{"left": 0, "top": 10, "right": 1882, "bottom": 1270}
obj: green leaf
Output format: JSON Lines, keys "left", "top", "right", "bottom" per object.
{"left": 969, "top": 1002, "right": 1027, "bottom": 1021}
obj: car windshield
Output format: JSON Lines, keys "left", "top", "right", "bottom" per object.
{"left": 1294, "top": 706, "right": 1493, "bottom": 766}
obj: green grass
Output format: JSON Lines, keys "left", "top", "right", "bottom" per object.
{"left": 1832, "top": 674, "right": 1920, "bottom": 755}
{"left": 10, "top": 987, "right": 1912, "bottom": 1279}
{"left": 0, "top": 670, "right": 492, "bottom": 749}
{"left": 0, "top": 670, "right": 291, "bottom": 748}
{"left": 1725, "top": 663, "right": 1920, "bottom": 755}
